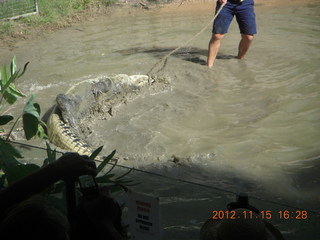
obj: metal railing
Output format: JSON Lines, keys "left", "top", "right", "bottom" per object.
{"left": 0, "top": 0, "right": 38, "bottom": 21}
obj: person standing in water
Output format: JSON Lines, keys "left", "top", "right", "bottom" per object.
{"left": 207, "top": 0, "right": 257, "bottom": 68}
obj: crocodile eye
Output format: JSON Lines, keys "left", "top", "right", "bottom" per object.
{"left": 92, "top": 88, "right": 102, "bottom": 96}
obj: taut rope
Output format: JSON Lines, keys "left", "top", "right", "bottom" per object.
{"left": 146, "top": 2, "right": 226, "bottom": 75}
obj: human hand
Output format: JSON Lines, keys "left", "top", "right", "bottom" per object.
{"left": 51, "top": 152, "right": 97, "bottom": 181}
{"left": 219, "top": 0, "right": 227, "bottom": 4}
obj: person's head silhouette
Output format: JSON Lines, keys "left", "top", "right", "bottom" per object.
{"left": 0, "top": 195, "right": 70, "bottom": 240}
{"left": 200, "top": 194, "right": 284, "bottom": 240}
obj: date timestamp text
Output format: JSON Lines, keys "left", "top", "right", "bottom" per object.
{"left": 212, "top": 210, "right": 308, "bottom": 220}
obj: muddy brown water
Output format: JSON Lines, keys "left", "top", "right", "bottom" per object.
{"left": 1, "top": 1, "right": 320, "bottom": 238}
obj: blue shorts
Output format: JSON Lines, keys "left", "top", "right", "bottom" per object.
{"left": 212, "top": 0, "right": 257, "bottom": 35}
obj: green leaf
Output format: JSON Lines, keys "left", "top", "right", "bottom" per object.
{"left": 40, "top": 120, "right": 47, "bottom": 128}
{"left": 43, "top": 142, "right": 56, "bottom": 166}
{"left": 0, "top": 138, "right": 23, "bottom": 159}
{"left": 103, "top": 160, "right": 117, "bottom": 176}
{"left": 0, "top": 60, "right": 28, "bottom": 99}
{"left": 10, "top": 56, "right": 16, "bottom": 76}
{"left": 2, "top": 70, "right": 17, "bottom": 90}
{"left": 89, "top": 146, "right": 103, "bottom": 160}
{"left": 23, "top": 94, "right": 40, "bottom": 119}
{"left": 0, "top": 58, "right": 28, "bottom": 105}
{"left": 109, "top": 184, "right": 124, "bottom": 193}
{"left": 23, "top": 113, "right": 39, "bottom": 140}
{"left": 37, "top": 125, "right": 48, "bottom": 139}
{"left": 95, "top": 174, "right": 115, "bottom": 183}
{"left": 17, "top": 62, "right": 29, "bottom": 79}
{"left": 1, "top": 64, "right": 8, "bottom": 86}
{"left": 96, "top": 150, "right": 116, "bottom": 173}
{"left": 113, "top": 179, "right": 132, "bottom": 184}
{"left": 2, "top": 70, "right": 19, "bottom": 92}
{"left": 115, "top": 168, "right": 133, "bottom": 180}
{"left": 9, "top": 57, "right": 29, "bottom": 80}
{"left": 8, "top": 84, "right": 26, "bottom": 98}
{"left": 0, "top": 138, "right": 23, "bottom": 171}
{"left": 1, "top": 72, "right": 25, "bottom": 104}
{"left": 0, "top": 115, "right": 14, "bottom": 125}
{"left": 2, "top": 90, "right": 18, "bottom": 105}
{"left": 34, "top": 102, "right": 40, "bottom": 114}
{"left": 23, "top": 95, "right": 41, "bottom": 140}
{"left": 38, "top": 120, "right": 48, "bottom": 139}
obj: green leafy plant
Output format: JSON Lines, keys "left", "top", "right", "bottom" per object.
{"left": 0, "top": 57, "right": 133, "bottom": 223}
{"left": 42, "top": 145, "right": 133, "bottom": 196}
{"left": 0, "top": 56, "right": 46, "bottom": 140}
{"left": 90, "top": 147, "right": 134, "bottom": 193}
{"left": 0, "top": 56, "right": 46, "bottom": 189}
{"left": 0, "top": 56, "right": 27, "bottom": 105}
{"left": 22, "top": 94, "right": 47, "bottom": 140}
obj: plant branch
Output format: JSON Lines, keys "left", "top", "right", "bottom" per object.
{"left": 5, "top": 114, "right": 21, "bottom": 141}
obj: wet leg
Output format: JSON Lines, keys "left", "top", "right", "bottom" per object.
{"left": 237, "top": 34, "right": 253, "bottom": 59}
{"left": 207, "top": 33, "right": 225, "bottom": 68}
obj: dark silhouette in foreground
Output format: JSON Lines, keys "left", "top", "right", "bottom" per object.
{"left": 200, "top": 193, "right": 284, "bottom": 240}
{"left": 0, "top": 153, "right": 125, "bottom": 240}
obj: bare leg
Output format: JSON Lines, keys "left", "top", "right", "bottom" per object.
{"left": 237, "top": 34, "right": 254, "bottom": 59}
{"left": 207, "top": 33, "right": 225, "bottom": 68}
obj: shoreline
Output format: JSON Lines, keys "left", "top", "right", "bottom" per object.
{"left": 0, "top": 0, "right": 317, "bottom": 50}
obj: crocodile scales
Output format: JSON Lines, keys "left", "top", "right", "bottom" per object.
{"left": 45, "top": 74, "right": 169, "bottom": 156}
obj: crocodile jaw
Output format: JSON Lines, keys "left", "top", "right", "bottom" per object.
{"left": 47, "top": 112, "right": 93, "bottom": 156}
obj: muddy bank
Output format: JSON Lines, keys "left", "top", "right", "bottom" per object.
{"left": 1, "top": 0, "right": 317, "bottom": 50}
{"left": 0, "top": 0, "right": 171, "bottom": 49}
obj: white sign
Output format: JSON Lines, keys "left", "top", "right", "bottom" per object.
{"left": 127, "top": 191, "right": 160, "bottom": 240}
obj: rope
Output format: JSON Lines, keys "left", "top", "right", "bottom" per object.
{"left": 146, "top": 2, "right": 226, "bottom": 75}
{"left": 9, "top": 140, "right": 319, "bottom": 214}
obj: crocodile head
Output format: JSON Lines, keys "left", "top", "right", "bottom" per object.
{"left": 56, "top": 93, "right": 81, "bottom": 134}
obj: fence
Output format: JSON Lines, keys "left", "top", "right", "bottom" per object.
{"left": 0, "top": 0, "right": 38, "bottom": 21}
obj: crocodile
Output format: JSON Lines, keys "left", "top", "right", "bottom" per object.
{"left": 45, "top": 74, "right": 169, "bottom": 156}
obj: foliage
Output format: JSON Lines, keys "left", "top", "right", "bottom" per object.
{"left": 0, "top": 56, "right": 46, "bottom": 189}
{"left": 41, "top": 145, "right": 131, "bottom": 194}
{"left": 100, "top": 0, "right": 118, "bottom": 7}
{"left": 26, "top": 0, "right": 117, "bottom": 24}
{"left": 0, "top": 56, "right": 46, "bottom": 140}
{"left": 0, "top": 57, "right": 132, "bottom": 223}
{"left": 22, "top": 94, "right": 47, "bottom": 139}
{"left": 0, "top": 138, "right": 23, "bottom": 173}
{"left": 0, "top": 21, "right": 14, "bottom": 36}
{"left": 92, "top": 147, "right": 133, "bottom": 193}
{"left": 0, "top": 0, "right": 120, "bottom": 39}
{"left": 0, "top": 56, "right": 27, "bottom": 105}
